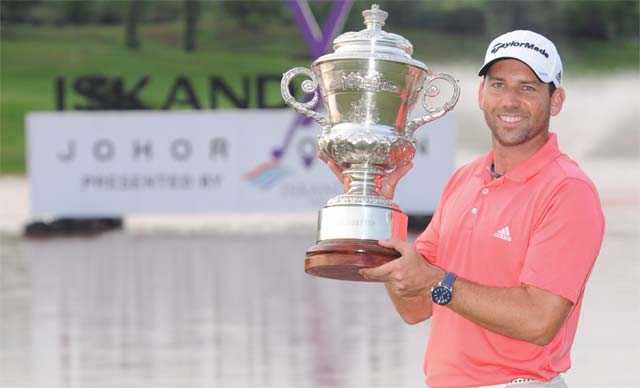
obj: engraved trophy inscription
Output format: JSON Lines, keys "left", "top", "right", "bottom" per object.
{"left": 281, "top": 4, "right": 460, "bottom": 281}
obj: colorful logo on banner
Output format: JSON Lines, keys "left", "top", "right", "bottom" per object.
{"left": 244, "top": 0, "right": 353, "bottom": 190}
{"left": 243, "top": 160, "right": 291, "bottom": 190}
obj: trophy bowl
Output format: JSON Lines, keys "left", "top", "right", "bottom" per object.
{"left": 281, "top": 4, "right": 460, "bottom": 281}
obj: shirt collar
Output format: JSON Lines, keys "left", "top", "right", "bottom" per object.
{"left": 474, "top": 133, "right": 562, "bottom": 183}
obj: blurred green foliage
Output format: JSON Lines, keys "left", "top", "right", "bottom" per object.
{"left": 0, "top": 0, "right": 638, "bottom": 174}
{"left": 2, "top": 0, "right": 638, "bottom": 39}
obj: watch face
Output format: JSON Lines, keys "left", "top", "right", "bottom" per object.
{"left": 432, "top": 286, "right": 452, "bottom": 305}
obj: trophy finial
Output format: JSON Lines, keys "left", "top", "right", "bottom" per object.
{"left": 363, "top": 4, "right": 388, "bottom": 31}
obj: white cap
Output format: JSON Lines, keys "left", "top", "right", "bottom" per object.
{"left": 478, "top": 30, "right": 563, "bottom": 87}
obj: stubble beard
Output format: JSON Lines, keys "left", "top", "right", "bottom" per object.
{"left": 491, "top": 124, "right": 531, "bottom": 147}
{"left": 486, "top": 113, "right": 550, "bottom": 148}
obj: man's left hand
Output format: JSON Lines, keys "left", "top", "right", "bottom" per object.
{"left": 359, "top": 239, "right": 445, "bottom": 298}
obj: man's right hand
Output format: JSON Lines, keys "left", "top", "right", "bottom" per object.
{"left": 317, "top": 151, "right": 413, "bottom": 200}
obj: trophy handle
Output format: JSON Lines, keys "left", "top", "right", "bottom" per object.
{"left": 405, "top": 72, "right": 460, "bottom": 135}
{"left": 281, "top": 67, "right": 330, "bottom": 131}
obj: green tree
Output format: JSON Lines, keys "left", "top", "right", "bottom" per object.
{"left": 217, "top": 1, "right": 288, "bottom": 31}
{"left": 560, "top": 1, "right": 639, "bottom": 40}
{"left": 125, "top": 0, "right": 141, "bottom": 50}
{"left": 184, "top": 0, "right": 198, "bottom": 52}
{"left": 0, "top": 0, "right": 39, "bottom": 24}
{"left": 63, "top": 0, "right": 93, "bottom": 24}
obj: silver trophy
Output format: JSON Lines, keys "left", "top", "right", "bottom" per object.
{"left": 281, "top": 4, "right": 460, "bottom": 281}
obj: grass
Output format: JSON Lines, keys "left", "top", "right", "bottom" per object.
{"left": 0, "top": 22, "right": 309, "bottom": 174}
{"left": 1, "top": 21, "right": 638, "bottom": 174}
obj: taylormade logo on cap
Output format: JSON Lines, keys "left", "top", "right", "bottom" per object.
{"left": 478, "top": 30, "right": 563, "bottom": 87}
{"left": 491, "top": 41, "right": 549, "bottom": 58}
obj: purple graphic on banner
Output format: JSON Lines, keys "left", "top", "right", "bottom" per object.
{"left": 271, "top": 0, "right": 353, "bottom": 166}
{"left": 245, "top": 0, "right": 353, "bottom": 189}
{"left": 288, "top": 0, "right": 353, "bottom": 59}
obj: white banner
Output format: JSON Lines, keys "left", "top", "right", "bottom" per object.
{"left": 27, "top": 111, "right": 454, "bottom": 216}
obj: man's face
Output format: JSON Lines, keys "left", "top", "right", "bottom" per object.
{"left": 478, "top": 59, "right": 563, "bottom": 147}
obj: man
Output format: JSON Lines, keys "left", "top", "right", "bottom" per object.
{"left": 321, "top": 30, "right": 604, "bottom": 387}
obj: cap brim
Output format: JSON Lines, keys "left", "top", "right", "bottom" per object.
{"left": 477, "top": 58, "right": 502, "bottom": 77}
{"left": 477, "top": 57, "right": 545, "bottom": 84}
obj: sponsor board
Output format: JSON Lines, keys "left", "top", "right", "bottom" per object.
{"left": 27, "top": 110, "right": 454, "bottom": 216}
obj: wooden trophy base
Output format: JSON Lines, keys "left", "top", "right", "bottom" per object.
{"left": 305, "top": 239, "right": 401, "bottom": 282}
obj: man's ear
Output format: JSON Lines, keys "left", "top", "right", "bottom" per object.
{"left": 550, "top": 87, "right": 565, "bottom": 117}
{"left": 478, "top": 79, "right": 485, "bottom": 110}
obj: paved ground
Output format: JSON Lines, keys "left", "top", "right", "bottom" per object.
{"left": 1, "top": 69, "right": 639, "bottom": 387}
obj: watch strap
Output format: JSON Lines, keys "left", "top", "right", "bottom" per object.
{"left": 441, "top": 272, "right": 457, "bottom": 289}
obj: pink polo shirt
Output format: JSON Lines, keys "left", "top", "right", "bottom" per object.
{"left": 415, "top": 133, "right": 604, "bottom": 387}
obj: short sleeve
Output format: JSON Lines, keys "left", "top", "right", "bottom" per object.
{"left": 414, "top": 204, "right": 441, "bottom": 264}
{"left": 519, "top": 179, "right": 605, "bottom": 303}
{"left": 413, "top": 165, "right": 467, "bottom": 266}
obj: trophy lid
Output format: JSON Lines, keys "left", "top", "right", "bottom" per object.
{"left": 314, "top": 4, "right": 428, "bottom": 71}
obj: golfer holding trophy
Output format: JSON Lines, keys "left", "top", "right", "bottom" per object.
{"left": 281, "top": 5, "right": 459, "bottom": 281}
